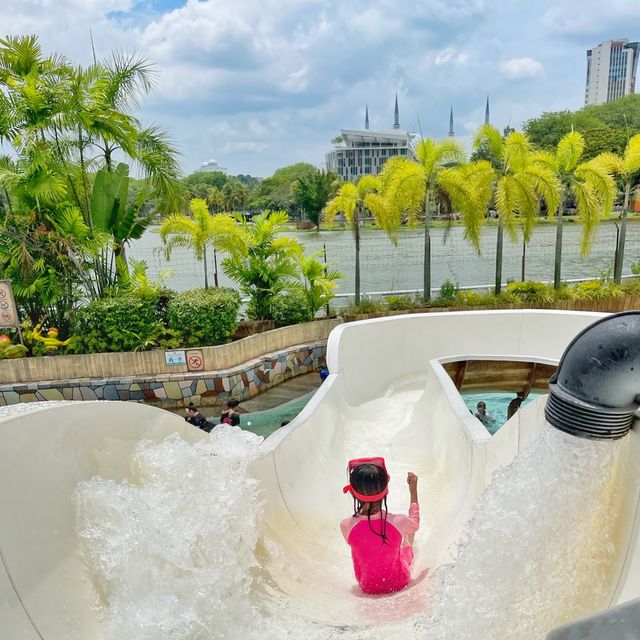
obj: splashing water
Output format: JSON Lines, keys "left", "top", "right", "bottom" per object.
{"left": 76, "top": 422, "right": 633, "bottom": 640}
{"left": 426, "top": 424, "right": 632, "bottom": 640}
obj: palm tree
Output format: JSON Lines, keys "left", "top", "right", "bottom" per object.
{"left": 159, "top": 198, "right": 242, "bottom": 289}
{"left": 292, "top": 170, "right": 339, "bottom": 226}
{"left": 0, "top": 35, "right": 183, "bottom": 294}
{"left": 323, "top": 176, "right": 394, "bottom": 305}
{"left": 378, "top": 138, "right": 466, "bottom": 301}
{"left": 222, "top": 178, "right": 248, "bottom": 211}
{"left": 221, "top": 210, "right": 302, "bottom": 320}
{"left": 294, "top": 248, "right": 343, "bottom": 317}
{"left": 532, "top": 131, "right": 616, "bottom": 288}
{"left": 472, "top": 125, "right": 560, "bottom": 294}
{"left": 591, "top": 134, "right": 640, "bottom": 283}
{"left": 205, "top": 186, "right": 225, "bottom": 213}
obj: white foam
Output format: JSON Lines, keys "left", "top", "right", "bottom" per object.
{"left": 76, "top": 423, "right": 632, "bottom": 639}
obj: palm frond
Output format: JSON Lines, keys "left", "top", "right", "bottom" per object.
{"left": 556, "top": 131, "right": 585, "bottom": 173}
{"left": 623, "top": 134, "right": 640, "bottom": 174}
{"left": 504, "top": 131, "right": 531, "bottom": 172}
{"left": 473, "top": 124, "right": 503, "bottom": 161}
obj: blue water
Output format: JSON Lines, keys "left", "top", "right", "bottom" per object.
{"left": 462, "top": 391, "right": 544, "bottom": 435}
{"left": 241, "top": 392, "right": 314, "bottom": 438}
{"left": 237, "top": 390, "right": 543, "bottom": 439}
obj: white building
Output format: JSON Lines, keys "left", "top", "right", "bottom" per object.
{"left": 325, "top": 97, "right": 416, "bottom": 182}
{"left": 585, "top": 39, "right": 640, "bottom": 105}
{"left": 199, "top": 159, "right": 228, "bottom": 174}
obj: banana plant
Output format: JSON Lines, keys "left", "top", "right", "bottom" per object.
{"left": 90, "top": 162, "right": 155, "bottom": 294}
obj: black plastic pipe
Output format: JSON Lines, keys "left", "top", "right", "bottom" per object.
{"left": 545, "top": 311, "right": 640, "bottom": 440}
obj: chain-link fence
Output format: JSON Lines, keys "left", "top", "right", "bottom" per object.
{"left": 128, "top": 222, "right": 640, "bottom": 307}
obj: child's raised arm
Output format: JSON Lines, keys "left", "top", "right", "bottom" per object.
{"left": 407, "top": 472, "right": 418, "bottom": 506}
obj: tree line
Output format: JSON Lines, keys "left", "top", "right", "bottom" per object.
{"left": 325, "top": 123, "right": 640, "bottom": 305}
{"left": 1, "top": 34, "right": 639, "bottom": 333}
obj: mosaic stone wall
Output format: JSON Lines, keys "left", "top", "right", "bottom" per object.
{"left": 0, "top": 341, "right": 326, "bottom": 410}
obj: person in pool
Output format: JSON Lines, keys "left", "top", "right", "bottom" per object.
{"left": 340, "top": 457, "right": 420, "bottom": 595}
{"left": 475, "top": 401, "right": 495, "bottom": 428}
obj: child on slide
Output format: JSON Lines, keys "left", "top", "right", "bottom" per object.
{"left": 341, "top": 457, "right": 420, "bottom": 594}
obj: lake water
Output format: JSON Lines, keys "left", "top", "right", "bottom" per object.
{"left": 129, "top": 220, "right": 640, "bottom": 299}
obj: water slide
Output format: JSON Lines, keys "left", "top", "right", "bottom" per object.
{"left": 1, "top": 310, "right": 639, "bottom": 638}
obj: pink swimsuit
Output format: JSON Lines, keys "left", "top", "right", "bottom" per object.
{"left": 340, "top": 504, "right": 420, "bottom": 594}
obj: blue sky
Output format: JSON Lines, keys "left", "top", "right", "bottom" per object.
{"left": 3, "top": 0, "right": 639, "bottom": 177}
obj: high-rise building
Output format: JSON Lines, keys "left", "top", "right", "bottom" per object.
{"left": 585, "top": 39, "right": 640, "bottom": 105}
{"left": 325, "top": 98, "right": 416, "bottom": 182}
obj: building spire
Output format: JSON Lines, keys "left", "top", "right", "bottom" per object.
{"left": 365, "top": 104, "right": 369, "bottom": 130}
{"left": 449, "top": 106, "right": 454, "bottom": 137}
{"left": 485, "top": 94, "right": 490, "bottom": 125}
{"left": 393, "top": 93, "right": 400, "bottom": 129}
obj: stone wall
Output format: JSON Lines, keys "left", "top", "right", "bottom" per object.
{"left": 0, "top": 342, "right": 327, "bottom": 410}
{"left": 0, "top": 318, "right": 340, "bottom": 384}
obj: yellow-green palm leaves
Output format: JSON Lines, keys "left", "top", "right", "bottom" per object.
{"left": 324, "top": 175, "right": 391, "bottom": 304}
{"left": 159, "top": 198, "right": 243, "bottom": 288}
{"left": 476, "top": 126, "right": 560, "bottom": 241}
{"left": 533, "top": 130, "right": 616, "bottom": 287}
{"left": 379, "top": 137, "right": 466, "bottom": 301}
{"left": 473, "top": 125, "right": 560, "bottom": 293}
{"left": 591, "top": 133, "right": 640, "bottom": 282}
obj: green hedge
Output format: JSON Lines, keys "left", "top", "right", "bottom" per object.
{"left": 271, "top": 293, "right": 312, "bottom": 327}
{"left": 167, "top": 287, "right": 241, "bottom": 346}
{"left": 73, "top": 296, "right": 162, "bottom": 354}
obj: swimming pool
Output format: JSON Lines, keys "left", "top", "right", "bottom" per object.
{"left": 240, "top": 392, "right": 315, "bottom": 438}
{"left": 462, "top": 391, "right": 544, "bottom": 435}
{"left": 236, "top": 389, "right": 544, "bottom": 439}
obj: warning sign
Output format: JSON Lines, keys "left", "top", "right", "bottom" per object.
{"left": 0, "top": 281, "right": 19, "bottom": 329}
{"left": 187, "top": 349, "right": 205, "bottom": 371}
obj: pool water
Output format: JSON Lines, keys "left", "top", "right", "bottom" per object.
{"left": 235, "top": 390, "right": 544, "bottom": 440}
{"left": 462, "top": 391, "right": 544, "bottom": 435}
{"left": 240, "top": 392, "right": 315, "bottom": 438}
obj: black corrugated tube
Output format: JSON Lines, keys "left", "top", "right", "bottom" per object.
{"left": 545, "top": 311, "right": 640, "bottom": 440}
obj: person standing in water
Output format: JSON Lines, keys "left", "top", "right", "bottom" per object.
{"left": 475, "top": 401, "right": 495, "bottom": 428}
{"left": 340, "top": 458, "right": 420, "bottom": 594}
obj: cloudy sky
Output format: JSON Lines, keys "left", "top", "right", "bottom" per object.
{"left": 4, "top": 0, "right": 639, "bottom": 177}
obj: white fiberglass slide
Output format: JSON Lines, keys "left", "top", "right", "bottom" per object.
{"left": 1, "top": 310, "right": 639, "bottom": 638}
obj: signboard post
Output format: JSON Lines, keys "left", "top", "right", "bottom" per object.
{"left": 0, "top": 280, "right": 23, "bottom": 344}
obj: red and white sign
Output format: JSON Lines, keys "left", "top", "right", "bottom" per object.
{"left": 186, "top": 349, "right": 205, "bottom": 371}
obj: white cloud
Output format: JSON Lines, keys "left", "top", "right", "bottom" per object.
{"left": 435, "top": 47, "right": 456, "bottom": 65}
{"left": 543, "top": 0, "right": 638, "bottom": 36}
{"left": 500, "top": 57, "right": 544, "bottom": 79}
{"left": 221, "top": 142, "right": 268, "bottom": 153}
{"left": 208, "top": 121, "right": 239, "bottom": 137}
{"left": 435, "top": 47, "right": 470, "bottom": 66}
{"left": 282, "top": 66, "right": 309, "bottom": 93}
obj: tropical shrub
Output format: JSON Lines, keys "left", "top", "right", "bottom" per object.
{"left": 453, "top": 290, "right": 496, "bottom": 307}
{"left": 385, "top": 295, "right": 414, "bottom": 310}
{"left": 505, "top": 281, "right": 553, "bottom": 303}
{"left": 73, "top": 296, "right": 164, "bottom": 354}
{"left": 167, "top": 287, "right": 240, "bottom": 346}
{"left": 568, "top": 280, "right": 623, "bottom": 301}
{"left": 222, "top": 211, "right": 301, "bottom": 320}
{"left": 296, "top": 249, "right": 342, "bottom": 318}
{"left": 343, "top": 298, "right": 384, "bottom": 315}
{"left": 271, "top": 293, "right": 313, "bottom": 327}
{"left": 437, "top": 280, "right": 459, "bottom": 302}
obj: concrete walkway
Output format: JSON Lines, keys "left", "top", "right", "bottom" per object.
{"left": 239, "top": 372, "right": 322, "bottom": 413}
